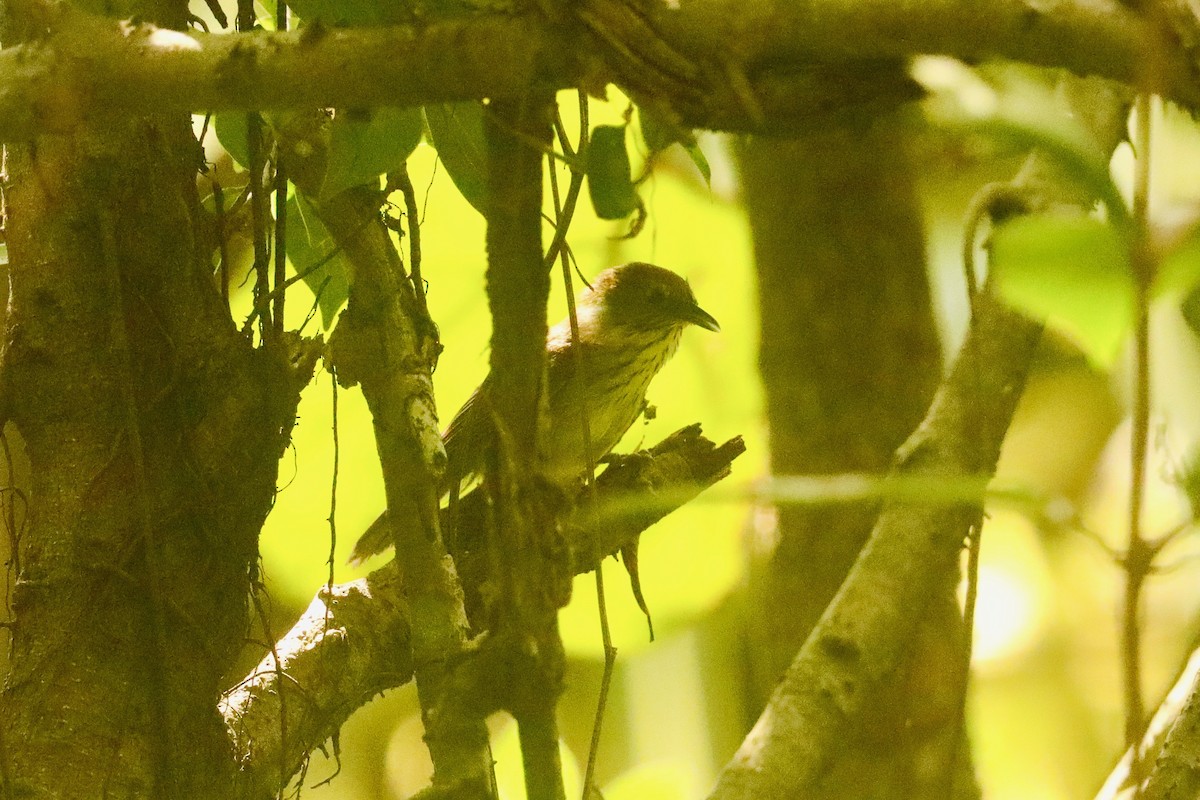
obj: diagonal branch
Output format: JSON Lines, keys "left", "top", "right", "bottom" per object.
{"left": 221, "top": 570, "right": 415, "bottom": 800}
{"left": 219, "top": 425, "right": 744, "bottom": 797}
{"left": 1105, "top": 646, "right": 1200, "bottom": 799}
{"left": 706, "top": 70, "right": 1132, "bottom": 800}
{"left": 706, "top": 290, "right": 1043, "bottom": 800}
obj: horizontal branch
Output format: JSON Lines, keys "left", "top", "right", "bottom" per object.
{"left": 0, "top": 8, "right": 565, "bottom": 139}
{"left": 220, "top": 424, "right": 744, "bottom": 795}
{"left": 0, "top": 0, "right": 1196, "bottom": 140}
{"left": 581, "top": 424, "right": 747, "bottom": 572}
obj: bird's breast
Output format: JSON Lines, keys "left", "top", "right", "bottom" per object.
{"left": 542, "top": 326, "right": 684, "bottom": 485}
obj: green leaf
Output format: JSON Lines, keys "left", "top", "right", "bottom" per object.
{"left": 637, "top": 106, "right": 711, "bottom": 187}
{"left": 991, "top": 214, "right": 1132, "bottom": 367}
{"left": 285, "top": 193, "right": 351, "bottom": 328}
{"left": 213, "top": 112, "right": 252, "bottom": 168}
{"left": 1156, "top": 223, "right": 1200, "bottom": 299}
{"left": 587, "top": 124, "right": 639, "bottom": 220}
{"left": 321, "top": 107, "right": 423, "bottom": 199}
{"left": 685, "top": 143, "right": 711, "bottom": 186}
{"left": 424, "top": 102, "right": 488, "bottom": 216}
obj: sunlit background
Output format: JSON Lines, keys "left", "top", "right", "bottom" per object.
{"left": 207, "top": 99, "right": 1200, "bottom": 798}
{"left": 241, "top": 101, "right": 765, "bottom": 797}
{"left": 168, "top": 23, "right": 1200, "bottom": 798}
{"left": 0, "top": 3, "right": 1196, "bottom": 797}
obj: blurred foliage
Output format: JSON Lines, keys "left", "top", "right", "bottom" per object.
{"left": 991, "top": 215, "right": 1132, "bottom": 367}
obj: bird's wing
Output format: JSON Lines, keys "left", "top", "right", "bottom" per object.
{"left": 442, "top": 378, "right": 490, "bottom": 491}
{"left": 545, "top": 338, "right": 579, "bottom": 395}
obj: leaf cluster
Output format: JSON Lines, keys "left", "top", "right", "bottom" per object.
{"left": 209, "top": 93, "right": 712, "bottom": 328}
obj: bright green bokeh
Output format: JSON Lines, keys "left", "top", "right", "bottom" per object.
{"left": 604, "top": 761, "right": 694, "bottom": 800}
{"left": 257, "top": 98, "right": 762, "bottom": 657}
{"left": 991, "top": 214, "right": 1132, "bottom": 368}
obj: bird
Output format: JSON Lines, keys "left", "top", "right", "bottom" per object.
{"left": 349, "top": 262, "right": 720, "bottom": 564}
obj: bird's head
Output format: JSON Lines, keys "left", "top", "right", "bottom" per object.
{"left": 581, "top": 262, "right": 720, "bottom": 338}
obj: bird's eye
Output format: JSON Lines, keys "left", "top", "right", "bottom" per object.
{"left": 645, "top": 287, "right": 665, "bottom": 305}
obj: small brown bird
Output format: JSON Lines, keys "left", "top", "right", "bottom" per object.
{"left": 350, "top": 262, "right": 719, "bottom": 563}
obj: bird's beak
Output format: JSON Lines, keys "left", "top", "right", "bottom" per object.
{"left": 680, "top": 301, "right": 721, "bottom": 332}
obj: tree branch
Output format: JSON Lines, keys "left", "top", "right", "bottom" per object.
{"left": 706, "top": 290, "right": 1043, "bottom": 800}
{"left": 219, "top": 425, "right": 744, "bottom": 794}
{"left": 0, "top": 0, "right": 1196, "bottom": 140}
{"left": 481, "top": 91, "right": 568, "bottom": 800}
{"left": 449, "top": 426, "right": 747, "bottom": 618}
{"left": 222, "top": 570, "right": 415, "bottom": 799}
{"left": 0, "top": 114, "right": 318, "bottom": 799}
{"left": 1104, "top": 646, "right": 1200, "bottom": 800}
{"left": 706, "top": 71, "right": 1132, "bottom": 800}
{"left": 271, "top": 109, "right": 494, "bottom": 793}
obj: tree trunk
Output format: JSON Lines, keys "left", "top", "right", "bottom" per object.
{"left": 739, "top": 109, "right": 959, "bottom": 798}
{"left": 0, "top": 112, "right": 312, "bottom": 798}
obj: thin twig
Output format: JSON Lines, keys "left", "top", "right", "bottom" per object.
{"left": 583, "top": 564, "right": 615, "bottom": 800}
{"left": 272, "top": 151, "right": 288, "bottom": 337}
{"left": 325, "top": 367, "right": 339, "bottom": 624}
{"left": 544, "top": 92, "right": 589, "bottom": 271}
{"left": 553, "top": 108, "right": 575, "bottom": 159}
{"left": 212, "top": 175, "right": 231, "bottom": 311}
{"left": 548, "top": 94, "right": 618, "bottom": 800}
{"left": 481, "top": 104, "right": 582, "bottom": 171}
{"left": 1123, "top": 88, "right": 1154, "bottom": 791}
{"left": 247, "top": 113, "right": 273, "bottom": 342}
{"left": 264, "top": 7, "right": 292, "bottom": 793}
{"left": 243, "top": 232, "right": 354, "bottom": 333}
{"left": 391, "top": 165, "right": 430, "bottom": 321}
{"left": 300, "top": 276, "right": 329, "bottom": 333}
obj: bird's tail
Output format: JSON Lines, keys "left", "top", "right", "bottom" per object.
{"left": 347, "top": 511, "right": 391, "bottom": 566}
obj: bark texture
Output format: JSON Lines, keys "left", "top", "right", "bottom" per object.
{"left": 710, "top": 287, "right": 1044, "bottom": 800}
{"left": 0, "top": 0, "right": 1195, "bottom": 140}
{"left": 0, "top": 113, "right": 316, "bottom": 797}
